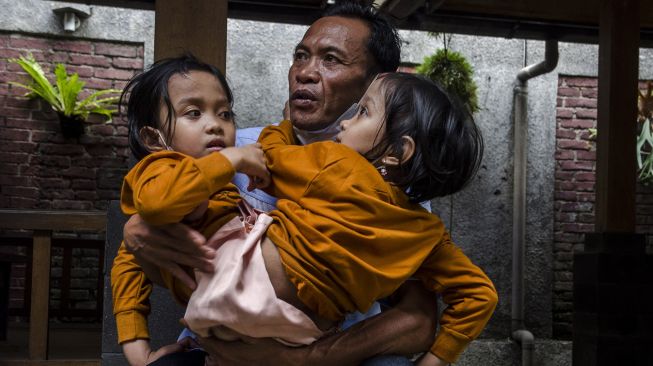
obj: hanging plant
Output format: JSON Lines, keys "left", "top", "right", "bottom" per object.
{"left": 416, "top": 34, "right": 479, "bottom": 113}
{"left": 637, "top": 82, "right": 653, "bottom": 184}
{"left": 9, "top": 53, "right": 120, "bottom": 138}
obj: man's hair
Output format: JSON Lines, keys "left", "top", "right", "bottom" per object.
{"left": 368, "top": 73, "right": 484, "bottom": 202}
{"left": 324, "top": 1, "right": 401, "bottom": 74}
{"left": 120, "top": 53, "right": 233, "bottom": 160}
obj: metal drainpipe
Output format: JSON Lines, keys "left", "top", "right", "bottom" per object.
{"left": 511, "top": 39, "right": 559, "bottom": 366}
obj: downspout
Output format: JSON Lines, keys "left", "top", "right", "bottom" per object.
{"left": 511, "top": 39, "right": 558, "bottom": 366}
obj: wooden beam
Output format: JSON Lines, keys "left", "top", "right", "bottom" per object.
{"left": 154, "top": 0, "right": 228, "bottom": 72}
{"left": 0, "top": 210, "right": 106, "bottom": 231}
{"left": 28, "top": 231, "right": 51, "bottom": 360}
{"left": 1, "top": 361, "right": 100, "bottom": 366}
{"left": 594, "top": 0, "right": 640, "bottom": 232}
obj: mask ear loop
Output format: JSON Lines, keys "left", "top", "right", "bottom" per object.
{"left": 154, "top": 128, "right": 173, "bottom": 151}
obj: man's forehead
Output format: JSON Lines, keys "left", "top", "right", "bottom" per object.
{"left": 298, "top": 16, "right": 370, "bottom": 53}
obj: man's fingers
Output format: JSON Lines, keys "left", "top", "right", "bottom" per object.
{"left": 144, "top": 246, "right": 214, "bottom": 273}
{"left": 163, "top": 262, "right": 197, "bottom": 290}
{"left": 160, "top": 223, "right": 212, "bottom": 257}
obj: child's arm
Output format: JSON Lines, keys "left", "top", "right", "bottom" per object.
{"left": 122, "top": 151, "right": 237, "bottom": 225}
{"left": 413, "top": 233, "right": 498, "bottom": 364}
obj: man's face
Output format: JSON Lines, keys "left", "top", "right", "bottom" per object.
{"left": 288, "top": 16, "right": 374, "bottom": 131}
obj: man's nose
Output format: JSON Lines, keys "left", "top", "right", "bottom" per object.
{"left": 295, "top": 57, "right": 320, "bottom": 84}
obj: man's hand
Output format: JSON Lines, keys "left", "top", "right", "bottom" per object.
{"left": 199, "top": 281, "right": 439, "bottom": 365}
{"left": 122, "top": 338, "right": 197, "bottom": 366}
{"left": 123, "top": 214, "right": 214, "bottom": 289}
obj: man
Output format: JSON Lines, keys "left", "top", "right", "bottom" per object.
{"left": 122, "top": 2, "right": 444, "bottom": 365}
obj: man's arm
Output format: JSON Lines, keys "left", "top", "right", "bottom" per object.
{"left": 198, "top": 281, "right": 439, "bottom": 366}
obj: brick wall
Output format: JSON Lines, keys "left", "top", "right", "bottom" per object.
{"left": 553, "top": 76, "right": 653, "bottom": 338}
{"left": 0, "top": 32, "right": 143, "bottom": 319}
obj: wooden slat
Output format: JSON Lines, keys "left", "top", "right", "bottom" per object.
{"left": 1, "top": 360, "right": 100, "bottom": 366}
{"left": 154, "top": 0, "right": 228, "bottom": 72}
{"left": 28, "top": 231, "right": 51, "bottom": 361}
{"left": 594, "top": 0, "right": 640, "bottom": 232}
{"left": 0, "top": 211, "right": 106, "bottom": 231}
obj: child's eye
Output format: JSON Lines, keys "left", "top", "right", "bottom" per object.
{"left": 219, "top": 110, "right": 233, "bottom": 120}
{"left": 358, "top": 106, "right": 368, "bottom": 116}
{"left": 185, "top": 109, "right": 201, "bottom": 118}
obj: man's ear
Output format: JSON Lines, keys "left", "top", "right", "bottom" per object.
{"left": 139, "top": 126, "right": 167, "bottom": 152}
{"left": 383, "top": 136, "right": 415, "bottom": 167}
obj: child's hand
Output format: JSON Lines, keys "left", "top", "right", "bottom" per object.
{"left": 221, "top": 144, "right": 271, "bottom": 190}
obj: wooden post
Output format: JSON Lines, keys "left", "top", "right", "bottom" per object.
{"left": 594, "top": 0, "right": 640, "bottom": 232}
{"left": 29, "top": 231, "right": 52, "bottom": 360}
{"left": 154, "top": 0, "right": 228, "bottom": 72}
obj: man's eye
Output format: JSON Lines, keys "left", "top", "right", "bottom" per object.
{"left": 293, "top": 51, "right": 308, "bottom": 61}
{"left": 324, "top": 55, "right": 339, "bottom": 63}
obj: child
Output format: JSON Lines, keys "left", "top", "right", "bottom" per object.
{"left": 185, "top": 73, "right": 497, "bottom": 364}
{"left": 113, "top": 57, "right": 497, "bottom": 365}
{"left": 111, "top": 54, "right": 269, "bottom": 366}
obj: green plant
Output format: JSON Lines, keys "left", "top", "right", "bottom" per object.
{"left": 416, "top": 47, "right": 480, "bottom": 113}
{"left": 637, "top": 82, "right": 653, "bottom": 184}
{"left": 8, "top": 53, "right": 120, "bottom": 123}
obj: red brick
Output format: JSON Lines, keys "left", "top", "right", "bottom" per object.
{"left": 575, "top": 172, "right": 596, "bottom": 182}
{"left": 555, "top": 150, "right": 574, "bottom": 160}
{"left": 564, "top": 77, "right": 597, "bottom": 88}
{"left": 31, "top": 131, "right": 63, "bottom": 143}
{"left": 95, "top": 43, "right": 138, "bottom": 57}
{"left": 53, "top": 41, "right": 92, "bottom": 54}
{"left": 112, "top": 57, "right": 144, "bottom": 70}
{"left": 556, "top": 181, "right": 576, "bottom": 191}
{"left": 576, "top": 150, "right": 596, "bottom": 161}
{"left": 108, "top": 136, "right": 129, "bottom": 147}
{"left": 50, "top": 52, "right": 70, "bottom": 63}
{"left": 0, "top": 174, "right": 31, "bottom": 186}
{"left": 74, "top": 191, "right": 99, "bottom": 200}
{"left": 0, "top": 152, "right": 28, "bottom": 164}
{"left": 0, "top": 128, "right": 30, "bottom": 140}
{"left": 2, "top": 186, "right": 39, "bottom": 199}
{"left": 9, "top": 196, "right": 36, "bottom": 208}
{"left": 71, "top": 179, "right": 95, "bottom": 190}
{"left": 575, "top": 182, "right": 595, "bottom": 192}
{"left": 564, "top": 98, "right": 597, "bottom": 108}
{"left": 35, "top": 178, "right": 69, "bottom": 189}
{"left": 85, "top": 78, "right": 113, "bottom": 89}
{"left": 556, "top": 212, "right": 576, "bottom": 222}
{"left": 69, "top": 54, "right": 112, "bottom": 68}
{"left": 0, "top": 141, "right": 37, "bottom": 153}
{"left": 574, "top": 108, "right": 597, "bottom": 120}
{"left": 555, "top": 191, "right": 577, "bottom": 201}
{"left": 78, "top": 135, "right": 104, "bottom": 145}
{"left": 558, "top": 139, "right": 591, "bottom": 150}
{"left": 558, "top": 87, "right": 580, "bottom": 97}
{"left": 9, "top": 37, "right": 52, "bottom": 50}
{"left": 116, "top": 126, "right": 129, "bottom": 136}
{"left": 6, "top": 118, "right": 59, "bottom": 132}
{"left": 113, "top": 80, "right": 129, "bottom": 90}
{"left": 86, "top": 145, "right": 114, "bottom": 157}
{"left": 555, "top": 171, "right": 574, "bottom": 180}
{"left": 52, "top": 200, "right": 93, "bottom": 210}
{"left": 61, "top": 166, "right": 94, "bottom": 178}
{"left": 581, "top": 88, "right": 598, "bottom": 99}
{"left": 31, "top": 155, "right": 71, "bottom": 167}
{"left": 577, "top": 193, "right": 595, "bottom": 202}
{"left": 89, "top": 124, "right": 115, "bottom": 136}
{"left": 94, "top": 68, "right": 134, "bottom": 80}
{"left": 39, "top": 143, "right": 86, "bottom": 155}
{"left": 4, "top": 97, "right": 31, "bottom": 108}
{"left": 66, "top": 65, "right": 94, "bottom": 78}
{"left": 578, "top": 131, "right": 595, "bottom": 141}
{"left": 556, "top": 129, "right": 577, "bottom": 139}
{"left": 0, "top": 107, "right": 31, "bottom": 119}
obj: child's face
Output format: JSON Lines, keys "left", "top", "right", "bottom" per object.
{"left": 336, "top": 79, "right": 385, "bottom": 155}
{"left": 161, "top": 70, "right": 235, "bottom": 158}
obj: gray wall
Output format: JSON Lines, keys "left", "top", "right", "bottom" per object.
{"left": 3, "top": 0, "right": 653, "bottom": 358}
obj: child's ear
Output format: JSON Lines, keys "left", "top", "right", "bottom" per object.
{"left": 139, "top": 126, "right": 168, "bottom": 152}
{"left": 383, "top": 136, "right": 415, "bottom": 167}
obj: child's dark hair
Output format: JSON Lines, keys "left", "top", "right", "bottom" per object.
{"left": 370, "top": 73, "right": 483, "bottom": 202}
{"left": 121, "top": 53, "right": 233, "bottom": 159}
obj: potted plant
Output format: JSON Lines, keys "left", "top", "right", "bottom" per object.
{"left": 416, "top": 34, "right": 480, "bottom": 113}
{"left": 9, "top": 53, "right": 120, "bottom": 138}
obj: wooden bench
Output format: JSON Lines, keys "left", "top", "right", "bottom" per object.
{"left": 0, "top": 209, "right": 106, "bottom": 366}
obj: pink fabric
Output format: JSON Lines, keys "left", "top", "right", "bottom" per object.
{"left": 184, "top": 203, "right": 323, "bottom": 345}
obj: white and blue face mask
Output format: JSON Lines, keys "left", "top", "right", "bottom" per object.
{"left": 292, "top": 102, "right": 359, "bottom": 145}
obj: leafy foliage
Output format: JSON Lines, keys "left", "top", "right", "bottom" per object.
{"left": 637, "top": 82, "right": 653, "bottom": 184}
{"left": 416, "top": 48, "right": 480, "bottom": 113}
{"left": 9, "top": 54, "right": 120, "bottom": 123}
